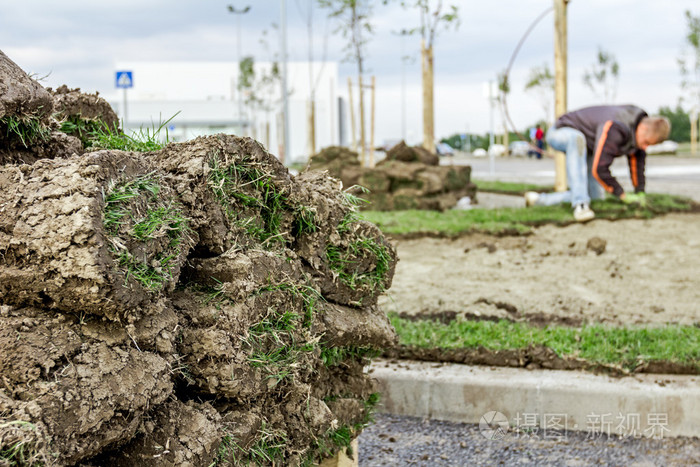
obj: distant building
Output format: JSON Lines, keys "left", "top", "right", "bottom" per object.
{"left": 110, "top": 61, "right": 343, "bottom": 163}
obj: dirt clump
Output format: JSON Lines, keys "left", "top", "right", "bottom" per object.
{"left": 0, "top": 53, "right": 397, "bottom": 467}
{"left": 586, "top": 236, "right": 607, "bottom": 255}
{"left": 50, "top": 85, "right": 119, "bottom": 146}
{"left": 50, "top": 85, "right": 119, "bottom": 130}
{"left": 0, "top": 151, "right": 195, "bottom": 321}
{"left": 307, "top": 143, "right": 476, "bottom": 211}
{"left": 383, "top": 140, "right": 438, "bottom": 166}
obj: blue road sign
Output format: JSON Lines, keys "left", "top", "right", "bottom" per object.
{"left": 115, "top": 71, "right": 133, "bottom": 89}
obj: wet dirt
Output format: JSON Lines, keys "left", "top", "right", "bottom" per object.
{"left": 380, "top": 213, "right": 700, "bottom": 327}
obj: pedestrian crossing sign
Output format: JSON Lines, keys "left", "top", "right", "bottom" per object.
{"left": 115, "top": 71, "right": 133, "bottom": 89}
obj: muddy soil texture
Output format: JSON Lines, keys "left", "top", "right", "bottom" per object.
{"left": 0, "top": 51, "right": 398, "bottom": 466}
{"left": 307, "top": 143, "right": 476, "bottom": 211}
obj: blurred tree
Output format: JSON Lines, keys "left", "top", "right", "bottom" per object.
{"left": 678, "top": 10, "right": 700, "bottom": 152}
{"left": 583, "top": 46, "right": 619, "bottom": 103}
{"left": 659, "top": 106, "right": 691, "bottom": 142}
{"left": 319, "top": 0, "right": 376, "bottom": 164}
{"left": 441, "top": 133, "right": 491, "bottom": 151}
{"left": 524, "top": 63, "right": 555, "bottom": 125}
{"left": 398, "top": 0, "right": 460, "bottom": 154}
{"left": 237, "top": 55, "right": 282, "bottom": 145}
{"left": 295, "top": 0, "right": 330, "bottom": 156}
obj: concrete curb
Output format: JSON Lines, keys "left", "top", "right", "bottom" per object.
{"left": 370, "top": 360, "right": 700, "bottom": 438}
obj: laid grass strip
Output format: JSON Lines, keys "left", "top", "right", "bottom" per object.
{"left": 390, "top": 314, "right": 700, "bottom": 372}
{"left": 474, "top": 179, "right": 553, "bottom": 195}
{"left": 360, "top": 193, "right": 698, "bottom": 236}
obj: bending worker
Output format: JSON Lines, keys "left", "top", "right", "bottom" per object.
{"left": 524, "top": 105, "right": 671, "bottom": 222}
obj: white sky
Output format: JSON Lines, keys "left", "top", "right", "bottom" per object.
{"left": 1, "top": 0, "right": 698, "bottom": 144}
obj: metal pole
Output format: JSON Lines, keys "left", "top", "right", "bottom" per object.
{"left": 281, "top": 0, "right": 291, "bottom": 164}
{"left": 370, "top": 76, "right": 376, "bottom": 168}
{"left": 122, "top": 88, "right": 127, "bottom": 131}
{"left": 401, "top": 34, "right": 407, "bottom": 142}
{"left": 227, "top": 5, "right": 251, "bottom": 136}
{"left": 237, "top": 13, "right": 243, "bottom": 135}
{"left": 489, "top": 81, "right": 495, "bottom": 175}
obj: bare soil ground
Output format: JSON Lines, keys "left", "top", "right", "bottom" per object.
{"left": 379, "top": 213, "right": 700, "bottom": 327}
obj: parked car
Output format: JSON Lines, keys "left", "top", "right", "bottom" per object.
{"left": 509, "top": 140, "right": 530, "bottom": 157}
{"left": 436, "top": 142, "right": 455, "bottom": 156}
{"left": 472, "top": 148, "right": 487, "bottom": 158}
{"left": 488, "top": 144, "right": 507, "bottom": 157}
{"left": 646, "top": 140, "right": 679, "bottom": 155}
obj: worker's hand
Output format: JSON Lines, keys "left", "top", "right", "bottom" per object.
{"left": 621, "top": 192, "right": 647, "bottom": 207}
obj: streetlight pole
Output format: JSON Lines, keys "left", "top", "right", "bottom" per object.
{"left": 488, "top": 81, "right": 495, "bottom": 175}
{"left": 227, "top": 4, "right": 251, "bottom": 136}
{"left": 280, "top": 0, "right": 290, "bottom": 164}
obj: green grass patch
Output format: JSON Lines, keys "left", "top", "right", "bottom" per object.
{"left": 103, "top": 174, "right": 190, "bottom": 291}
{"left": 0, "top": 115, "right": 51, "bottom": 148}
{"left": 255, "top": 282, "right": 322, "bottom": 327}
{"left": 212, "top": 423, "right": 287, "bottom": 466}
{"left": 0, "top": 420, "right": 45, "bottom": 467}
{"left": 303, "top": 393, "right": 380, "bottom": 466}
{"left": 326, "top": 237, "right": 392, "bottom": 293}
{"left": 474, "top": 179, "right": 553, "bottom": 195}
{"left": 360, "top": 193, "right": 697, "bottom": 236}
{"left": 89, "top": 113, "right": 177, "bottom": 152}
{"left": 320, "top": 346, "right": 380, "bottom": 367}
{"left": 59, "top": 116, "right": 111, "bottom": 147}
{"left": 208, "top": 153, "right": 295, "bottom": 245}
{"left": 245, "top": 286, "right": 319, "bottom": 384}
{"left": 390, "top": 314, "right": 700, "bottom": 372}
{"left": 292, "top": 205, "right": 318, "bottom": 236}
{"left": 115, "top": 250, "right": 178, "bottom": 291}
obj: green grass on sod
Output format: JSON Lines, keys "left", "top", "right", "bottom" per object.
{"left": 390, "top": 314, "right": 700, "bottom": 372}
{"left": 473, "top": 179, "right": 553, "bottom": 195}
{"left": 360, "top": 193, "right": 698, "bottom": 236}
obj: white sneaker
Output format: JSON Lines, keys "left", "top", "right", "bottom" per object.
{"left": 524, "top": 191, "right": 540, "bottom": 207}
{"left": 573, "top": 203, "right": 595, "bottom": 222}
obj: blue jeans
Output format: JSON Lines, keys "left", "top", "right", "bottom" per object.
{"left": 535, "top": 127, "right": 604, "bottom": 206}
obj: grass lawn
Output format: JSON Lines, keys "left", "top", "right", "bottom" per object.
{"left": 360, "top": 193, "right": 698, "bottom": 236}
{"left": 362, "top": 181, "right": 699, "bottom": 370}
{"left": 472, "top": 179, "right": 553, "bottom": 195}
{"left": 390, "top": 314, "right": 700, "bottom": 372}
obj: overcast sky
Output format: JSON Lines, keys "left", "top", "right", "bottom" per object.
{"left": 2, "top": 0, "right": 698, "bottom": 142}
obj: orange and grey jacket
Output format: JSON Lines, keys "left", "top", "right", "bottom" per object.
{"left": 555, "top": 105, "right": 648, "bottom": 197}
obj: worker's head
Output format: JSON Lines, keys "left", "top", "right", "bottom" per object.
{"left": 636, "top": 116, "right": 671, "bottom": 150}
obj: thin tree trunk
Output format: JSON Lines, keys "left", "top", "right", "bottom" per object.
{"left": 422, "top": 40, "right": 435, "bottom": 154}
{"left": 691, "top": 111, "right": 698, "bottom": 156}
{"left": 348, "top": 77, "right": 357, "bottom": 153}
{"left": 359, "top": 73, "right": 366, "bottom": 166}
{"left": 553, "top": 0, "right": 568, "bottom": 192}
{"left": 369, "top": 76, "right": 376, "bottom": 168}
{"left": 308, "top": 98, "right": 316, "bottom": 156}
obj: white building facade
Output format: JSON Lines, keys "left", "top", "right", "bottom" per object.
{"left": 110, "top": 61, "right": 344, "bottom": 163}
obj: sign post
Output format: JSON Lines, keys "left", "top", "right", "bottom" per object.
{"left": 483, "top": 81, "right": 498, "bottom": 175}
{"left": 115, "top": 71, "right": 133, "bottom": 129}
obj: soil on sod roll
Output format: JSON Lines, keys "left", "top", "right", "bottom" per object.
{"left": 306, "top": 144, "right": 476, "bottom": 212}
{"left": 0, "top": 51, "right": 84, "bottom": 165}
{"left": 0, "top": 53, "right": 399, "bottom": 467}
{"left": 0, "top": 151, "right": 195, "bottom": 320}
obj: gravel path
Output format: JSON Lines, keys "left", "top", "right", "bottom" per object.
{"left": 358, "top": 413, "right": 700, "bottom": 466}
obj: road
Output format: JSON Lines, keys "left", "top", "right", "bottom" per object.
{"left": 444, "top": 153, "right": 700, "bottom": 202}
